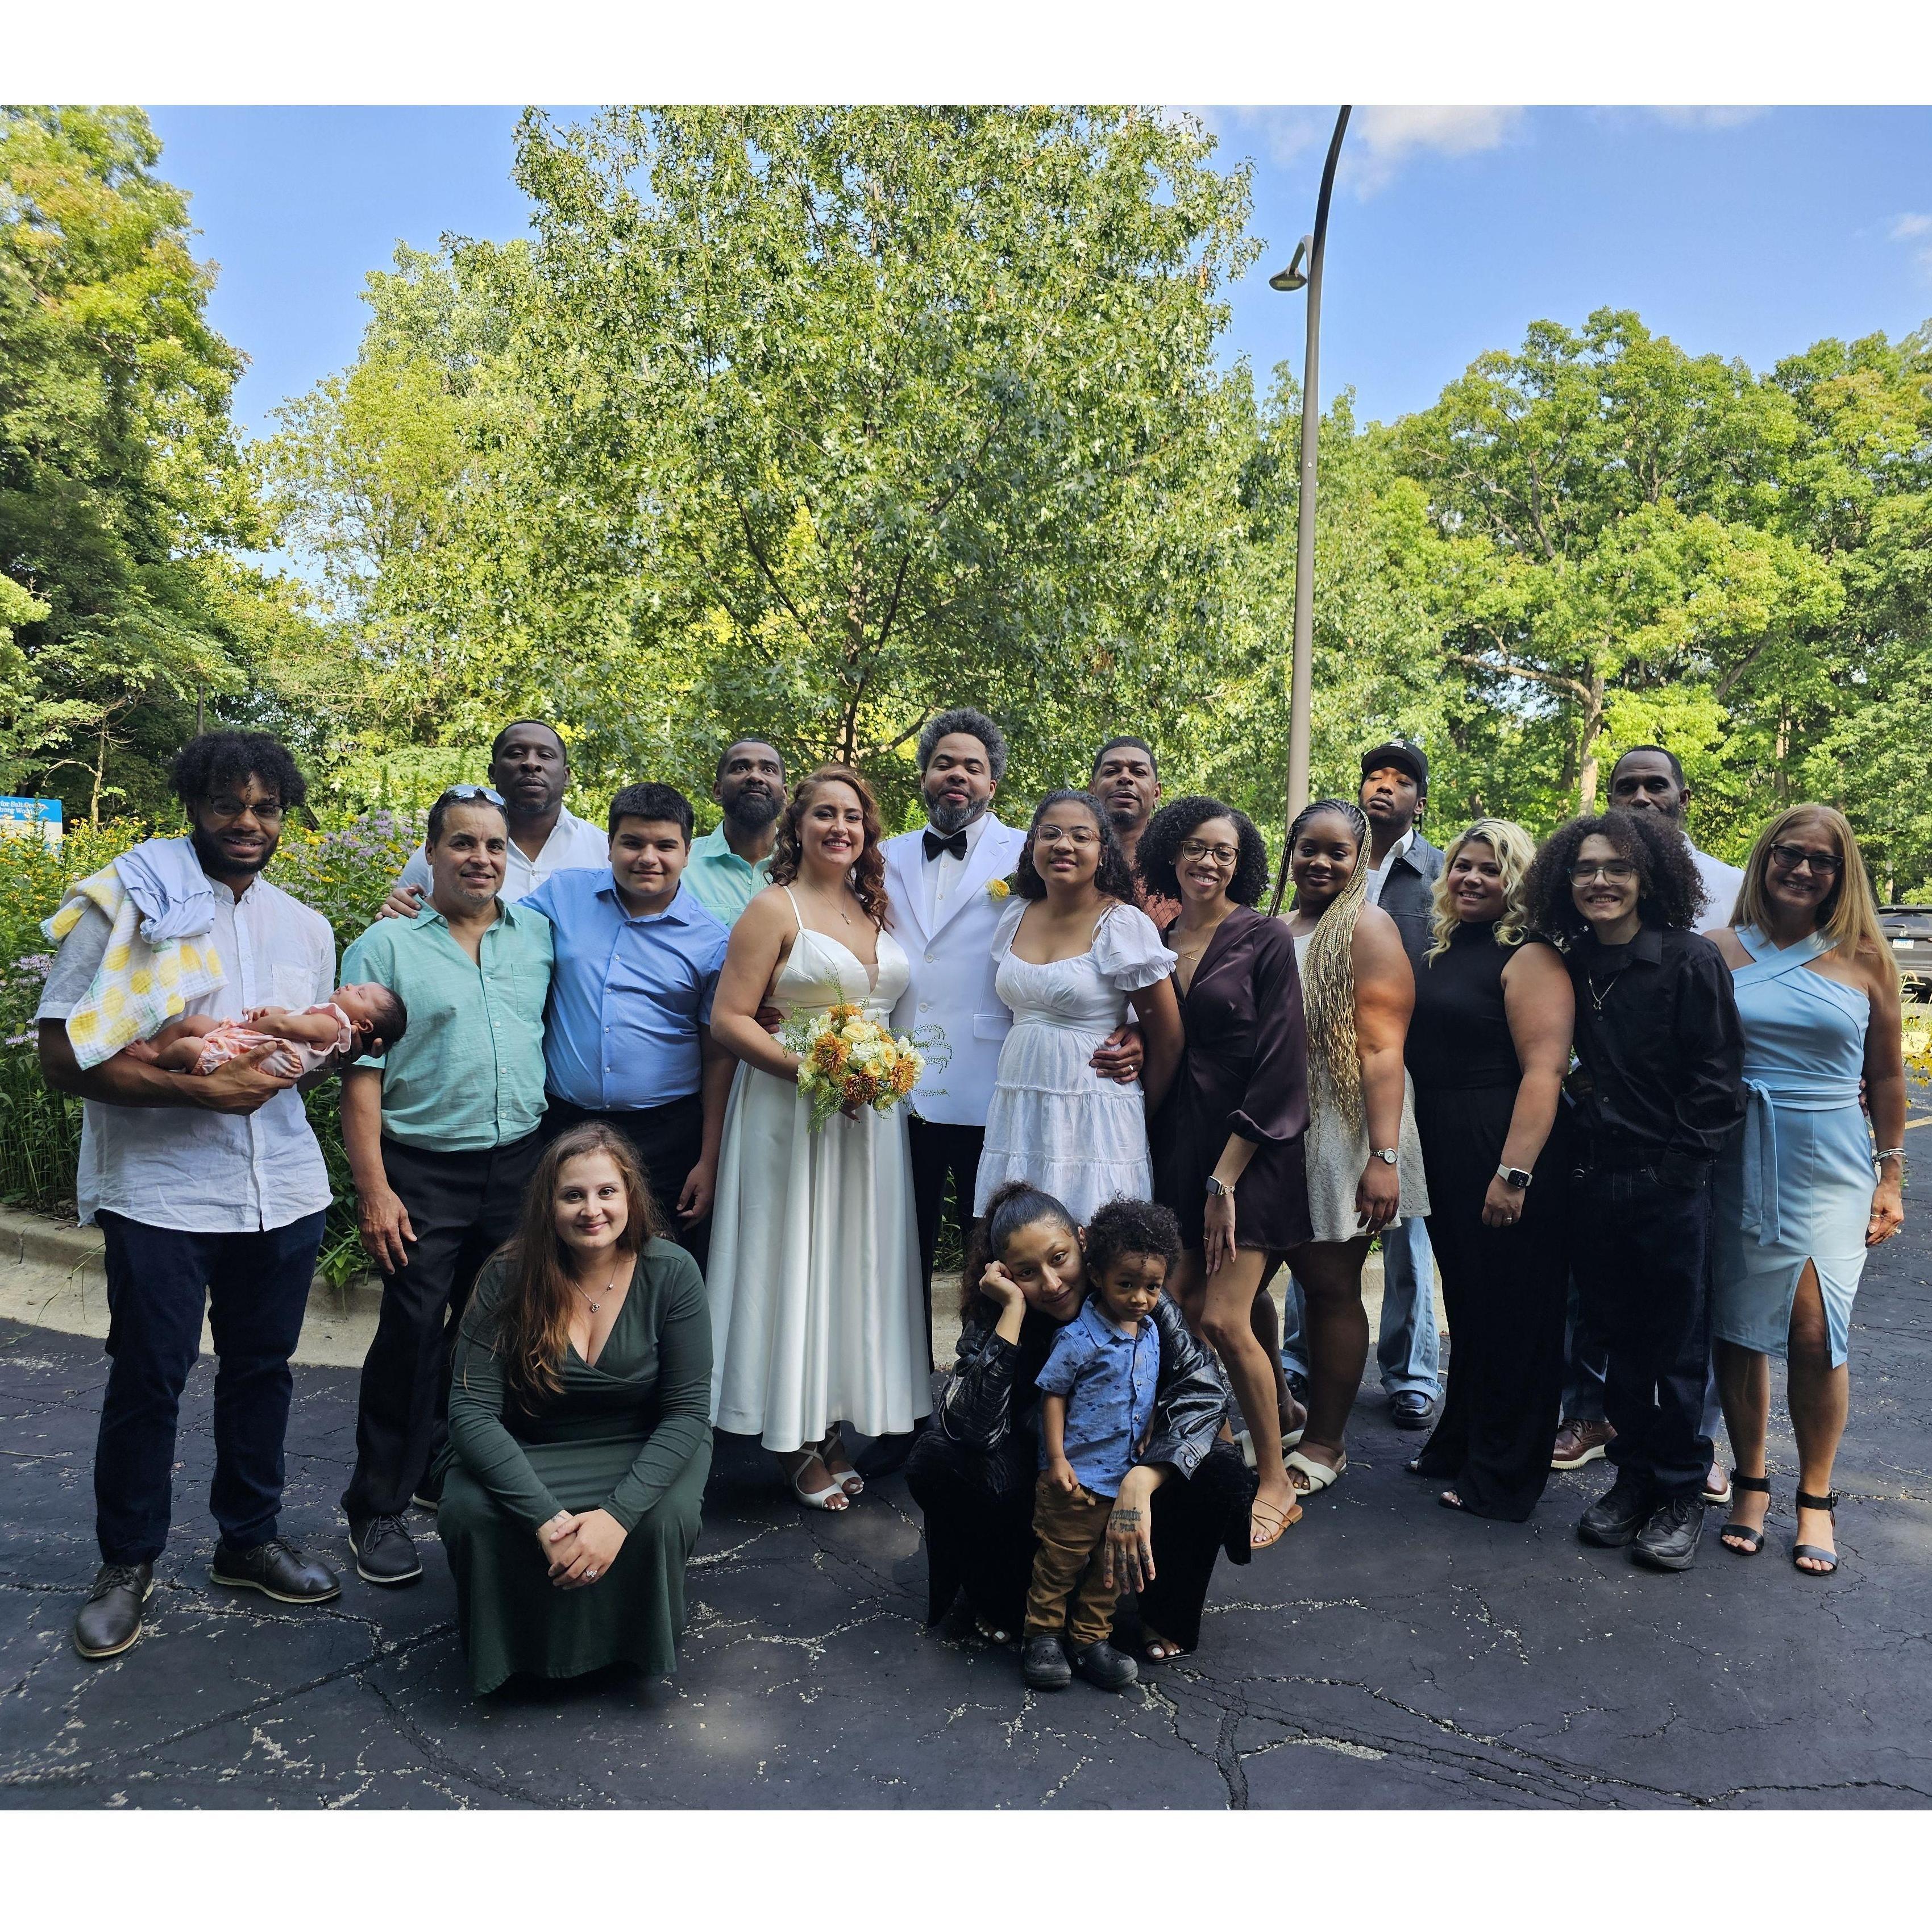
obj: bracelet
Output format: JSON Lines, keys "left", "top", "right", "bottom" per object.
{"left": 1875, "top": 1147, "right": 1906, "bottom": 1167}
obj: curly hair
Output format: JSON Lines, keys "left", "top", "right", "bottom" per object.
{"left": 1136, "top": 796, "right": 1270, "bottom": 908}
{"left": 1083, "top": 1196, "right": 1182, "bottom": 1283}
{"left": 1287, "top": 799, "right": 1373, "bottom": 1129}
{"left": 1013, "top": 790, "right": 1137, "bottom": 903}
{"left": 1425, "top": 818, "right": 1537, "bottom": 962}
{"left": 771, "top": 765, "right": 890, "bottom": 928}
{"left": 917, "top": 708, "right": 1008, "bottom": 783}
{"left": 1523, "top": 811, "right": 1706, "bottom": 946}
{"left": 957, "top": 1180, "right": 1080, "bottom": 1322}
{"left": 170, "top": 731, "right": 309, "bottom": 813}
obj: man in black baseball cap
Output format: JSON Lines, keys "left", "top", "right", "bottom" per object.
{"left": 1279, "top": 735, "right": 1445, "bottom": 1432}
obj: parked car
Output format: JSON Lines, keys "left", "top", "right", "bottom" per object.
{"left": 1879, "top": 905, "right": 1932, "bottom": 997}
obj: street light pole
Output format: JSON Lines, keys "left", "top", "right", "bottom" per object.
{"left": 1267, "top": 105, "right": 1350, "bottom": 912}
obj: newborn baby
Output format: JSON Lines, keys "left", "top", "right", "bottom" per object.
{"left": 123, "top": 981, "right": 406, "bottom": 1079}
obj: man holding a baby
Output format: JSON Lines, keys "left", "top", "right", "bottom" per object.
{"left": 37, "top": 730, "right": 357, "bottom": 1659}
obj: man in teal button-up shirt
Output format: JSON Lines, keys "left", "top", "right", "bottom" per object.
{"left": 334, "top": 790, "right": 555, "bottom": 1585}
{"left": 681, "top": 739, "right": 785, "bottom": 926}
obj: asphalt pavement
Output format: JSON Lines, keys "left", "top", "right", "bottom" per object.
{"left": 2, "top": 1160, "right": 1927, "bottom": 1809}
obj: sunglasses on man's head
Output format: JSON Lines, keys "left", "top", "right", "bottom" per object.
{"left": 438, "top": 785, "right": 506, "bottom": 807}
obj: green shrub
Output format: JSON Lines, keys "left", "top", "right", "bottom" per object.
{"left": 0, "top": 813, "right": 422, "bottom": 1266}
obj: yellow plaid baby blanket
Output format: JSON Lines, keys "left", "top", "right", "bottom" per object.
{"left": 41, "top": 863, "right": 227, "bottom": 1069}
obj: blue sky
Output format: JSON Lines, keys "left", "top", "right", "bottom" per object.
{"left": 148, "top": 105, "right": 1932, "bottom": 440}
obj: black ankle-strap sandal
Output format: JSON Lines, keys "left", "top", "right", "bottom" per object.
{"left": 1792, "top": 1489, "right": 1839, "bottom": 1576}
{"left": 1720, "top": 1471, "right": 1771, "bottom": 1555}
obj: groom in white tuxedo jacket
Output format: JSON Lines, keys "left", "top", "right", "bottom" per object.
{"left": 882, "top": 712, "right": 1027, "bottom": 1311}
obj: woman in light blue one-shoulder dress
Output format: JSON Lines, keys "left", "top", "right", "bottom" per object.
{"left": 1709, "top": 806, "right": 1906, "bottom": 1577}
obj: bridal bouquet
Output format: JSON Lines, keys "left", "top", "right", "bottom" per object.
{"left": 782, "top": 1002, "right": 925, "bottom": 1130}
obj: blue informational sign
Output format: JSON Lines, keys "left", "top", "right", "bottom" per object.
{"left": 0, "top": 796, "right": 64, "bottom": 847}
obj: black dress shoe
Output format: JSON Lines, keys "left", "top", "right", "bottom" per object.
{"left": 1023, "top": 1632, "right": 1072, "bottom": 1690}
{"left": 1577, "top": 1473, "right": 1656, "bottom": 1548}
{"left": 1070, "top": 1638, "right": 1139, "bottom": 1692}
{"left": 1285, "top": 1371, "right": 1311, "bottom": 1406}
{"left": 348, "top": 1514, "right": 423, "bottom": 1585}
{"left": 1390, "top": 1391, "right": 1436, "bottom": 1430}
{"left": 73, "top": 1562, "right": 154, "bottom": 1660}
{"left": 210, "top": 1537, "right": 341, "bottom": 1604}
{"left": 1632, "top": 1493, "right": 1706, "bottom": 1572}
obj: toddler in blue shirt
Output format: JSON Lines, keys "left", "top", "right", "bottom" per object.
{"left": 1024, "top": 1197, "right": 1182, "bottom": 1693}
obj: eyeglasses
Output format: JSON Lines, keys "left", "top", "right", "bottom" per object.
{"left": 1568, "top": 861, "right": 1638, "bottom": 884}
{"left": 1179, "top": 839, "right": 1239, "bottom": 866}
{"left": 1035, "top": 825, "right": 1099, "bottom": 847}
{"left": 206, "top": 795, "right": 285, "bottom": 825}
{"left": 438, "top": 785, "right": 506, "bottom": 808}
{"left": 1769, "top": 842, "right": 1842, "bottom": 877}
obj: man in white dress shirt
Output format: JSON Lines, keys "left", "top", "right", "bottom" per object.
{"left": 37, "top": 733, "right": 347, "bottom": 1660}
{"left": 1605, "top": 745, "right": 1747, "bottom": 923}
{"left": 380, "top": 718, "right": 609, "bottom": 916}
{"left": 1550, "top": 742, "right": 1741, "bottom": 1484}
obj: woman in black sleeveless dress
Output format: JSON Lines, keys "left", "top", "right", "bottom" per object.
{"left": 1406, "top": 820, "right": 1576, "bottom": 1520}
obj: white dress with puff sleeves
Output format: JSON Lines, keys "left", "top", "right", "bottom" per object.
{"left": 971, "top": 896, "right": 1177, "bottom": 1224}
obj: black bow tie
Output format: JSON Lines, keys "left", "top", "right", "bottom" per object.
{"left": 923, "top": 828, "right": 969, "bottom": 863}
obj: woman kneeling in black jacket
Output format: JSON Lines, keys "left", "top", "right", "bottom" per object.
{"left": 905, "top": 1181, "right": 1257, "bottom": 1669}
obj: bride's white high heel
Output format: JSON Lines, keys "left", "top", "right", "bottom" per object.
{"left": 783, "top": 1449, "right": 848, "bottom": 1511}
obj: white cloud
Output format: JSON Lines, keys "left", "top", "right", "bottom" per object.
{"left": 1347, "top": 106, "right": 1526, "bottom": 193}
{"left": 1889, "top": 212, "right": 1932, "bottom": 282}
{"left": 1195, "top": 106, "right": 1331, "bottom": 169}
{"left": 1649, "top": 106, "right": 1768, "bottom": 129}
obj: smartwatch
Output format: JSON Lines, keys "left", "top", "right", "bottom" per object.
{"left": 1495, "top": 1164, "right": 1533, "bottom": 1190}
{"left": 1204, "top": 1175, "right": 1232, "bottom": 1198}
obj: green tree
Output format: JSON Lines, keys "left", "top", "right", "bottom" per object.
{"left": 502, "top": 105, "right": 1260, "bottom": 816}
{"left": 1400, "top": 310, "right": 1837, "bottom": 830}
{"left": 0, "top": 106, "right": 311, "bottom": 818}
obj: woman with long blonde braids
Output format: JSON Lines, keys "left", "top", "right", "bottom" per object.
{"left": 1274, "top": 800, "right": 1429, "bottom": 1497}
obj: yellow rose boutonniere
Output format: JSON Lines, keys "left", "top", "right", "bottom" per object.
{"left": 987, "top": 877, "right": 1010, "bottom": 900}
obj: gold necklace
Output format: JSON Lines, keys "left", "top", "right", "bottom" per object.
{"left": 803, "top": 880, "right": 854, "bottom": 926}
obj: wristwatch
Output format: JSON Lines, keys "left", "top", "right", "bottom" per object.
{"left": 1204, "top": 1175, "right": 1232, "bottom": 1198}
{"left": 1370, "top": 1148, "right": 1398, "bottom": 1166}
{"left": 1495, "top": 1164, "right": 1533, "bottom": 1190}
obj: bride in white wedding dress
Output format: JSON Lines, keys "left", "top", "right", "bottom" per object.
{"left": 706, "top": 766, "right": 929, "bottom": 1510}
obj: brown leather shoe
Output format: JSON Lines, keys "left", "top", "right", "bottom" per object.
{"left": 1551, "top": 1417, "right": 1615, "bottom": 1470}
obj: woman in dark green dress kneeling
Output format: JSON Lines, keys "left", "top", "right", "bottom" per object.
{"left": 440, "top": 1123, "right": 713, "bottom": 1696}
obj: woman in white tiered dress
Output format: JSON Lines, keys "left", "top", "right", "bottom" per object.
{"left": 707, "top": 766, "right": 929, "bottom": 1511}
{"left": 973, "top": 790, "right": 1183, "bottom": 1223}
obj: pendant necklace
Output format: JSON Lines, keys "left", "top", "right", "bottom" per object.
{"left": 1585, "top": 971, "right": 1617, "bottom": 1014}
{"left": 809, "top": 882, "right": 854, "bottom": 926}
{"left": 574, "top": 1266, "right": 621, "bottom": 1315}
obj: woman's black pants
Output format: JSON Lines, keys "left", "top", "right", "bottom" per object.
{"left": 1413, "top": 1086, "right": 1570, "bottom": 1520}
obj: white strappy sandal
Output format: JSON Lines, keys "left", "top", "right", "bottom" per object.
{"left": 1285, "top": 1448, "right": 1346, "bottom": 1495}
{"left": 784, "top": 1451, "right": 849, "bottom": 1511}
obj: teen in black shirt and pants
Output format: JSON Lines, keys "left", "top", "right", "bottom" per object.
{"left": 1525, "top": 813, "right": 1744, "bottom": 1572}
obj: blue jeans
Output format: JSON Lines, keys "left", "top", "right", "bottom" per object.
{"left": 94, "top": 1210, "right": 325, "bottom": 1565}
{"left": 1280, "top": 1214, "right": 1441, "bottom": 1399}
{"left": 1563, "top": 1273, "right": 1723, "bottom": 1447}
